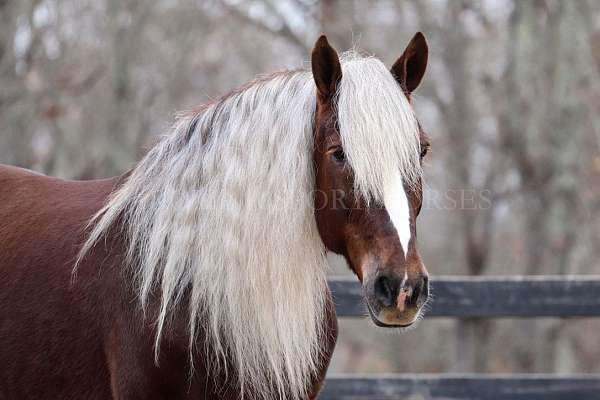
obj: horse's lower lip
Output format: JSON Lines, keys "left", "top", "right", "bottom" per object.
{"left": 366, "top": 303, "right": 415, "bottom": 328}
{"left": 371, "top": 316, "right": 414, "bottom": 328}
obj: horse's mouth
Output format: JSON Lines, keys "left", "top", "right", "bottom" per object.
{"left": 366, "top": 302, "right": 416, "bottom": 328}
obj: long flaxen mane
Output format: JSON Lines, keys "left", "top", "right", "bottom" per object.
{"left": 77, "top": 52, "right": 421, "bottom": 400}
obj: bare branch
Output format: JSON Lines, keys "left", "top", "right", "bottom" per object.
{"left": 219, "top": 1, "right": 309, "bottom": 53}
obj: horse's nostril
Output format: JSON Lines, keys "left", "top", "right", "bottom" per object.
{"left": 408, "top": 281, "right": 421, "bottom": 306}
{"left": 422, "top": 275, "right": 429, "bottom": 299}
{"left": 409, "top": 275, "right": 429, "bottom": 306}
{"left": 374, "top": 275, "right": 396, "bottom": 308}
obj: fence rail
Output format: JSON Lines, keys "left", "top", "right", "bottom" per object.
{"left": 324, "top": 276, "right": 600, "bottom": 399}
{"left": 320, "top": 374, "right": 600, "bottom": 400}
{"left": 329, "top": 275, "right": 600, "bottom": 317}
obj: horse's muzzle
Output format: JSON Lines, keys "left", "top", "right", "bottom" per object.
{"left": 366, "top": 271, "right": 429, "bottom": 327}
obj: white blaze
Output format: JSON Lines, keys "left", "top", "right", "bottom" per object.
{"left": 383, "top": 173, "right": 412, "bottom": 257}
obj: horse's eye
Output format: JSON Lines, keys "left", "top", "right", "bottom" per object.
{"left": 333, "top": 148, "right": 346, "bottom": 162}
{"left": 420, "top": 145, "right": 429, "bottom": 160}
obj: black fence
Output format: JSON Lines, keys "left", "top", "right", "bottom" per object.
{"left": 321, "top": 276, "right": 600, "bottom": 400}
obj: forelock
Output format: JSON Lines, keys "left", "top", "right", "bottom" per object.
{"left": 336, "top": 52, "right": 422, "bottom": 203}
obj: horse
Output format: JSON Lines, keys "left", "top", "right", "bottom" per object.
{"left": 0, "top": 33, "right": 430, "bottom": 400}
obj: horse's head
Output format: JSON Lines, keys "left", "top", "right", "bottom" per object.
{"left": 311, "top": 33, "right": 430, "bottom": 328}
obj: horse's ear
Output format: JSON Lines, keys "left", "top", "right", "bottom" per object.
{"left": 311, "top": 35, "right": 342, "bottom": 102}
{"left": 391, "top": 32, "right": 428, "bottom": 96}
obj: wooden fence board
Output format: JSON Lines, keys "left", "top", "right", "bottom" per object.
{"left": 328, "top": 276, "right": 600, "bottom": 318}
{"left": 320, "top": 374, "right": 600, "bottom": 400}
